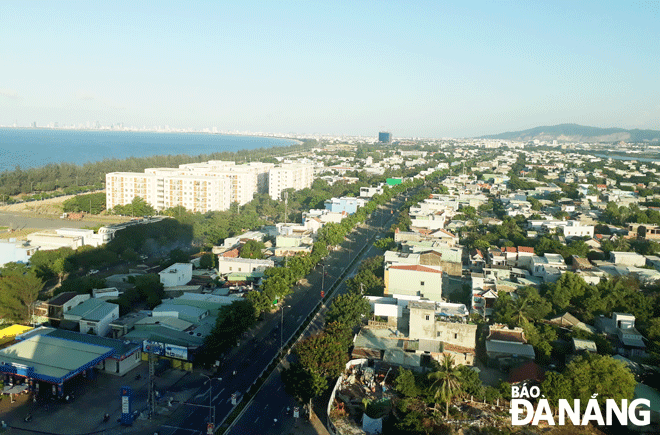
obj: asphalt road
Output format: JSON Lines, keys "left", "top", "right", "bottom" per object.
{"left": 152, "top": 195, "right": 407, "bottom": 435}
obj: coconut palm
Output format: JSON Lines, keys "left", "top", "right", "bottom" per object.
{"left": 427, "top": 355, "right": 462, "bottom": 419}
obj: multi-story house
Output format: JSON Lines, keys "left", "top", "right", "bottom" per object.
{"left": 268, "top": 163, "right": 314, "bottom": 200}
{"left": 106, "top": 161, "right": 274, "bottom": 213}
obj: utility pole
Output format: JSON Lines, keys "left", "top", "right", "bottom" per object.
{"left": 200, "top": 374, "right": 217, "bottom": 432}
{"left": 147, "top": 344, "right": 156, "bottom": 419}
{"left": 284, "top": 191, "right": 288, "bottom": 224}
{"left": 280, "top": 305, "right": 290, "bottom": 353}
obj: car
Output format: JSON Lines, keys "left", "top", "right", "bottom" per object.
{"left": 87, "top": 269, "right": 99, "bottom": 275}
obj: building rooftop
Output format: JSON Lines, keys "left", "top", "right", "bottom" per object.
{"left": 44, "top": 328, "right": 140, "bottom": 358}
{"left": 66, "top": 298, "right": 117, "bottom": 321}
{"left": 388, "top": 264, "right": 443, "bottom": 274}
{"left": 0, "top": 335, "right": 113, "bottom": 383}
{"left": 48, "top": 292, "right": 82, "bottom": 307}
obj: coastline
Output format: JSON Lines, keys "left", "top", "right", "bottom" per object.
{"left": 0, "top": 128, "right": 304, "bottom": 173}
{"left": 0, "top": 126, "right": 305, "bottom": 142}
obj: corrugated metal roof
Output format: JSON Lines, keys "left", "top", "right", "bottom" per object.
{"left": 66, "top": 298, "right": 117, "bottom": 321}
{"left": 44, "top": 329, "right": 139, "bottom": 357}
{"left": 0, "top": 335, "right": 113, "bottom": 382}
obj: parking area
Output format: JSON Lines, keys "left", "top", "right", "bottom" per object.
{"left": 0, "top": 364, "right": 202, "bottom": 434}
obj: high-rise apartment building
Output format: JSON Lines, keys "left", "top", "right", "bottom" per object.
{"left": 268, "top": 164, "right": 315, "bottom": 200}
{"left": 378, "top": 132, "right": 392, "bottom": 143}
{"left": 106, "top": 161, "right": 275, "bottom": 213}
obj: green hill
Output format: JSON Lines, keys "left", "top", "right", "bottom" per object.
{"left": 480, "top": 123, "right": 660, "bottom": 143}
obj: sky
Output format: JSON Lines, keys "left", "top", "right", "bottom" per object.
{"left": 1, "top": 0, "right": 659, "bottom": 138}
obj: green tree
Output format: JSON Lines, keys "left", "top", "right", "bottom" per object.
{"left": 457, "top": 365, "right": 483, "bottom": 398}
{"left": 395, "top": 367, "right": 421, "bottom": 398}
{"left": 52, "top": 256, "right": 73, "bottom": 284}
{"left": 282, "top": 363, "right": 328, "bottom": 412}
{"left": 239, "top": 240, "right": 265, "bottom": 259}
{"left": 132, "top": 273, "right": 165, "bottom": 309}
{"left": 245, "top": 290, "right": 273, "bottom": 317}
{"left": 546, "top": 272, "right": 590, "bottom": 312}
{"left": 427, "top": 355, "right": 462, "bottom": 419}
{"left": 323, "top": 321, "right": 353, "bottom": 352}
{"left": 199, "top": 253, "right": 214, "bottom": 270}
{"left": 0, "top": 272, "right": 44, "bottom": 324}
{"left": 563, "top": 353, "right": 636, "bottom": 412}
{"left": 198, "top": 300, "right": 257, "bottom": 364}
{"left": 296, "top": 332, "right": 348, "bottom": 380}
{"left": 326, "top": 289, "right": 370, "bottom": 329}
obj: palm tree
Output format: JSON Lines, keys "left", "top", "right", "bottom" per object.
{"left": 428, "top": 355, "right": 462, "bottom": 419}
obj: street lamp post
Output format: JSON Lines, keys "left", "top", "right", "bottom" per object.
{"left": 280, "top": 304, "right": 291, "bottom": 353}
{"left": 200, "top": 374, "right": 218, "bottom": 430}
{"left": 321, "top": 264, "right": 326, "bottom": 292}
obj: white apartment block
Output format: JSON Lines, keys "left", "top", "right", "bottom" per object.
{"left": 106, "top": 161, "right": 274, "bottom": 213}
{"left": 268, "top": 164, "right": 314, "bottom": 200}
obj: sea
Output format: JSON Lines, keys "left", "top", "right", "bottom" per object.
{"left": 0, "top": 128, "right": 298, "bottom": 172}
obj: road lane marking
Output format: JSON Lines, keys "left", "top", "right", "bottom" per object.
{"left": 213, "top": 388, "right": 225, "bottom": 402}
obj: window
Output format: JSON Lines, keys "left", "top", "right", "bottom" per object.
{"left": 425, "top": 315, "right": 430, "bottom": 321}
{"left": 420, "top": 281, "right": 425, "bottom": 286}
{"left": 454, "top": 333, "right": 458, "bottom": 339}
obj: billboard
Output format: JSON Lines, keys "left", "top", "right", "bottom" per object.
{"left": 164, "top": 344, "right": 188, "bottom": 360}
{"left": 142, "top": 340, "right": 165, "bottom": 355}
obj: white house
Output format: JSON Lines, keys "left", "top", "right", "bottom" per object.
{"left": 531, "top": 254, "right": 567, "bottom": 282}
{"left": 159, "top": 263, "right": 193, "bottom": 288}
{"left": 0, "top": 239, "right": 39, "bottom": 266}
{"left": 216, "top": 257, "right": 274, "bottom": 275}
{"left": 359, "top": 186, "right": 384, "bottom": 198}
{"left": 610, "top": 251, "right": 646, "bottom": 267}
{"left": 561, "top": 221, "right": 594, "bottom": 239}
{"left": 63, "top": 298, "right": 119, "bottom": 337}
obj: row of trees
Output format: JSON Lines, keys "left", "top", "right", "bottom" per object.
{"left": 274, "top": 176, "right": 435, "bottom": 413}
{"left": 0, "top": 140, "right": 318, "bottom": 197}
{"left": 246, "top": 177, "right": 426, "bottom": 318}
{"left": 198, "top": 170, "right": 426, "bottom": 365}
{"left": 282, "top": 288, "right": 371, "bottom": 412}
{"left": 603, "top": 202, "right": 660, "bottom": 226}
{"left": 62, "top": 192, "right": 107, "bottom": 214}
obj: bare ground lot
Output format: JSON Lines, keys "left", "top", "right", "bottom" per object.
{"left": 0, "top": 194, "right": 130, "bottom": 238}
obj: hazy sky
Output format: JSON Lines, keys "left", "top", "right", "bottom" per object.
{"left": 1, "top": 1, "right": 658, "bottom": 138}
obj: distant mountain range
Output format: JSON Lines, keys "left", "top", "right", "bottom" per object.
{"left": 480, "top": 123, "right": 660, "bottom": 143}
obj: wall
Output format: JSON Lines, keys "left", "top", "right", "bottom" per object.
{"left": 435, "top": 322, "right": 477, "bottom": 349}
{"left": 386, "top": 268, "right": 443, "bottom": 302}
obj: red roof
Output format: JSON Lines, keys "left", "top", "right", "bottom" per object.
{"left": 222, "top": 248, "right": 240, "bottom": 258}
{"left": 488, "top": 329, "right": 526, "bottom": 343}
{"left": 501, "top": 247, "right": 516, "bottom": 253}
{"left": 517, "top": 246, "right": 535, "bottom": 254}
{"left": 508, "top": 361, "right": 544, "bottom": 384}
{"left": 389, "top": 264, "right": 443, "bottom": 274}
{"left": 434, "top": 228, "right": 456, "bottom": 238}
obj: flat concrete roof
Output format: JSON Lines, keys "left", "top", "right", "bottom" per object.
{"left": 0, "top": 335, "right": 113, "bottom": 383}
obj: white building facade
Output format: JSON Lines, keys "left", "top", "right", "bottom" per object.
{"left": 159, "top": 263, "right": 193, "bottom": 288}
{"left": 268, "top": 163, "right": 314, "bottom": 200}
{"left": 106, "top": 161, "right": 274, "bottom": 213}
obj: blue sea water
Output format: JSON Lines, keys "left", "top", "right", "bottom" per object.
{"left": 0, "top": 129, "right": 297, "bottom": 172}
